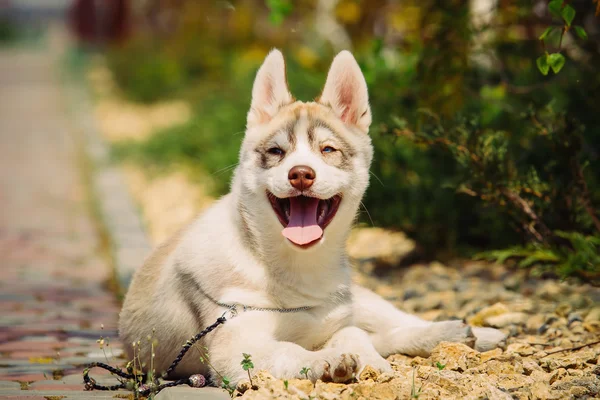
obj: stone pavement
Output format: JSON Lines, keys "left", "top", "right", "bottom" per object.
{"left": 0, "top": 43, "right": 129, "bottom": 397}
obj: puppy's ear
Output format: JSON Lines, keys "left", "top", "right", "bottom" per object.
{"left": 247, "top": 49, "right": 293, "bottom": 127}
{"left": 319, "top": 51, "right": 371, "bottom": 133}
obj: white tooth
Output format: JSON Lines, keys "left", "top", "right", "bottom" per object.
{"left": 318, "top": 201, "right": 329, "bottom": 223}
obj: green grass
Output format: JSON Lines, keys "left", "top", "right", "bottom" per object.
{"left": 111, "top": 75, "right": 251, "bottom": 196}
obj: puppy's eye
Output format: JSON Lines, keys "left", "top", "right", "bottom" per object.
{"left": 322, "top": 146, "right": 336, "bottom": 154}
{"left": 267, "top": 147, "right": 284, "bottom": 156}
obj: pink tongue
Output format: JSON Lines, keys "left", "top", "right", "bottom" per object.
{"left": 282, "top": 197, "right": 323, "bottom": 246}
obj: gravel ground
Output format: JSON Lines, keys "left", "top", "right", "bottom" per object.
{"left": 234, "top": 260, "right": 600, "bottom": 399}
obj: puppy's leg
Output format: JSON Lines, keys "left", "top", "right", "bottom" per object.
{"left": 206, "top": 313, "right": 362, "bottom": 385}
{"left": 352, "top": 285, "right": 506, "bottom": 357}
{"left": 322, "top": 326, "right": 392, "bottom": 376}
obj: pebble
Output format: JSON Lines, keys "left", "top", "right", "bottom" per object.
{"left": 485, "top": 312, "right": 529, "bottom": 328}
{"left": 429, "top": 342, "right": 481, "bottom": 372}
{"left": 584, "top": 306, "right": 600, "bottom": 322}
{"left": 567, "top": 313, "right": 583, "bottom": 325}
{"left": 538, "top": 323, "right": 550, "bottom": 335}
{"left": 466, "top": 302, "right": 510, "bottom": 326}
{"left": 347, "top": 227, "right": 416, "bottom": 268}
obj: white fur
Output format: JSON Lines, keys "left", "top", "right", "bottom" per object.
{"left": 119, "top": 49, "right": 506, "bottom": 386}
{"left": 246, "top": 49, "right": 293, "bottom": 128}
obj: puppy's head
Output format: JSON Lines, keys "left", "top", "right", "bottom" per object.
{"left": 234, "top": 49, "right": 373, "bottom": 251}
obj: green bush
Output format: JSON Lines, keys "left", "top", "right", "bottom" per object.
{"left": 107, "top": 40, "right": 185, "bottom": 103}
{"left": 112, "top": 76, "right": 250, "bottom": 193}
{"left": 0, "top": 18, "right": 18, "bottom": 43}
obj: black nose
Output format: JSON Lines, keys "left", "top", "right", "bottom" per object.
{"left": 288, "top": 165, "right": 316, "bottom": 191}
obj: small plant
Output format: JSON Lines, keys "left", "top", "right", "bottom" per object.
{"left": 221, "top": 376, "right": 235, "bottom": 397}
{"left": 97, "top": 324, "right": 117, "bottom": 365}
{"left": 195, "top": 345, "right": 235, "bottom": 396}
{"left": 536, "top": 0, "right": 589, "bottom": 75}
{"left": 476, "top": 231, "right": 600, "bottom": 280}
{"left": 145, "top": 329, "right": 158, "bottom": 396}
{"left": 410, "top": 367, "right": 424, "bottom": 399}
{"left": 300, "top": 367, "right": 311, "bottom": 380}
{"left": 283, "top": 380, "right": 289, "bottom": 390}
{"left": 127, "top": 339, "right": 160, "bottom": 398}
{"left": 241, "top": 353, "right": 255, "bottom": 388}
{"left": 435, "top": 362, "right": 446, "bottom": 371}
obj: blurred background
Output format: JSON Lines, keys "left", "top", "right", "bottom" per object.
{"left": 2, "top": 0, "right": 599, "bottom": 281}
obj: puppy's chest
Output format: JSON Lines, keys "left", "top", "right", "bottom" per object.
{"left": 274, "top": 303, "right": 353, "bottom": 350}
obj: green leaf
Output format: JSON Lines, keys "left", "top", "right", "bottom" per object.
{"left": 539, "top": 26, "right": 555, "bottom": 41}
{"left": 548, "top": 53, "right": 566, "bottom": 73}
{"left": 574, "top": 25, "right": 588, "bottom": 40}
{"left": 548, "top": 0, "right": 563, "bottom": 18}
{"left": 241, "top": 353, "right": 254, "bottom": 371}
{"left": 561, "top": 5, "right": 576, "bottom": 26}
{"left": 266, "top": 0, "right": 293, "bottom": 26}
{"left": 518, "top": 250, "right": 560, "bottom": 268}
{"left": 536, "top": 55, "right": 550, "bottom": 76}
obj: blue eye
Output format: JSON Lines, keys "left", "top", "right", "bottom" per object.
{"left": 267, "top": 147, "right": 284, "bottom": 156}
{"left": 322, "top": 146, "right": 336, "bottom": 154}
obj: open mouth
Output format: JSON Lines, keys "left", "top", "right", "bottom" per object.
{"left": 268, "top": 192, "right": 342, "bottom": 248}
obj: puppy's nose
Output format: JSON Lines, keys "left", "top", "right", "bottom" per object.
{"left": 288, "top": 165, "right": 316, "bottom": 191}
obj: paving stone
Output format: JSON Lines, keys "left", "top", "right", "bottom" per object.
{"left": 59, "top": 357, "right": 111, "bottom": 366}
{"left": 0, "top": 363, "right": 75, "bottom": 374}
{"left": 61, "top": 374, "right": 86, "bottom": 384}
{"left": 155, "top": 387, "right": 231, "bottom": 400}
{"left": 29, "top": 380, "right": 85, "bottom": 391}
{"left": 0, "top": 380, "right": 21, "bottom": 389}
{"left": 19, "top": 336, "right": 59, "bottom": 343}
{"left": 0, "top": 374, "right": 48, "bottom": 382}
{"left": 0, "top": 342, "right": 68, "bottom": 352}
{"left": 0, "top": 28, "right": 124, "bottom": 399}
{"left": 0, "top": 360, "right": 41, "bottom": 367}
{"left": 8, "top": 351, "right": 61, "bottom": 359}
{"left": 0, "top": 390, "right": 128, "bottom": 399}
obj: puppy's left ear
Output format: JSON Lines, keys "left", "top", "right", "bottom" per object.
{"left": 247, "top": 49, "right": 293, "bottom": 127}
{"left": 319, "top": 51, "right": 371, "bottom": 133}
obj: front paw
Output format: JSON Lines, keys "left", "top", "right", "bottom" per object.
{"left": 472, "top": 327, "right": 507, "bottom": 352}
{"left": 359, "top": 355, "right": 392, "bottom": 376}
{"left": 309, "top": 353, "right": 359, "bottom": 383}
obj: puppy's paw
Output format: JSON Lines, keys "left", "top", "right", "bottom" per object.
{"left": 310, "top": 353, "right": 359, "bottom": 383}
{"left": 430, "top": 320, "right": 476, "bottom": 349}
{"left": 472, "top": 327, "right": 507, "bottom": 352}
{"left": 359, "top": 355, "right": 392, "bottom": 376}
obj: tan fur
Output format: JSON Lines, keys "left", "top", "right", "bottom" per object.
{"left": 124, "top": 227, "right": 184, "bottom": 307}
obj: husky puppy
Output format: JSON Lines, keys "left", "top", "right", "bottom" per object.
{"left": 119, "top": 50, "right": 506, "bottom": 385}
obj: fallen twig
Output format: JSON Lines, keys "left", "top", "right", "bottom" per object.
{"left": 544, "top": 339, "right": 600, "bottom": 356}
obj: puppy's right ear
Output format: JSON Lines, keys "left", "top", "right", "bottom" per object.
{"left": 247, "top": 49, "right": 293, "bottom": 127}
